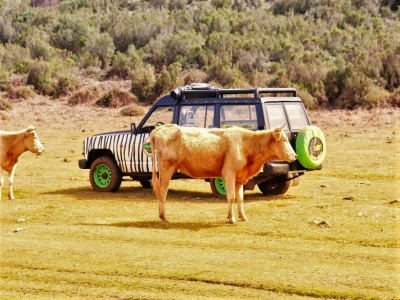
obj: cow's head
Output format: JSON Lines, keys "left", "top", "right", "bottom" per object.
{"left": 25, "top": 126, "right": 44, "bottom": 155}
{"left": 271, "top": 125, "right": 297, "bottom": 162}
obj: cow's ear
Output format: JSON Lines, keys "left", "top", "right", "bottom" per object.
{"left": 273, "top": 125, "right": 285, "bottom": 141}
{"left": 26, "top": 131, "right": 34, "bottom": 138}
{"left": 273, "top": 129, "right": 282, "bottom": 141}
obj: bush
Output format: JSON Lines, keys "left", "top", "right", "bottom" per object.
{"left": 130, "top": 63, "right": 156, "bottom": 103}
{"left": 96, "top": 88, "right": 138, "bottom": 108}
{"left": 387, "top": 87, "right": 400, "bottom": 107}
{"left": 26, "top": 60, "right": 54, "bottom": 95}
{"left": 0, "top": 97, "right": 12, "bottom": 110}
{"left": 67, "top": 89, "right": 95, "bottom": 105}
{"left": 184, "top": 69, "right": 208, "bottom": 85}
{"left": 7, "top": 85, "right": 36, "bottom": 100}
{"left": 53, "top": 75, "right": 79, "bottom": 98}
{"left": 120, "top": 104, "right": 146, "bottom": 116}
{"left": 105, "top": 52, "right": 132, "bottom": 79}
{"left": 0, "top": 70, "right": 10, "bottom": 92}
{"left": 297, "top": 89, "right": 318, "bottom": 110}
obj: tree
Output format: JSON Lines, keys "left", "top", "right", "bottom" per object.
{"left": 130, "top": 63, "right": 156, "bottom": 102}
{"left": 51, "top": 14, "right": 90, "bottom": 53}
{"left": 0, "top": 17, "right": 16, "bottom": 43}
{"left": 86, "top": 32, "right": 116, "bottom": 69}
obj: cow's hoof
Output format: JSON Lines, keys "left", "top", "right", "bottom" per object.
{"left": 240, "top": 216, "right": 248, "bottom": 222}
{"left": 228, "top": 218, "right": 237, "bottom": 224}
{"left": 159, "top": 215, "right": 169, "bottom": 222}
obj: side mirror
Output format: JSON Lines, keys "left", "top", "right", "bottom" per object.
{"left": 131, "top": 123, "right": 136, "bottom": 134}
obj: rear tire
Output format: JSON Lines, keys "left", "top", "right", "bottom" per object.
{"left": 90, "top": 156, "right": 122, "bottom": 192}
{"left": 139, "top": 180, "right": 152, "bottom": 189}
{"left": 258, "top": 175, "right": 291, "bottom": 195}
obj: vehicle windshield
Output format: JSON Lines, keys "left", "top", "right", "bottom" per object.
{"left": 142, "top": 106, "right": 173, "bottom": 128}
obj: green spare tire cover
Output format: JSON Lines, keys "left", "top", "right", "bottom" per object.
{"left": 296, "top": 126, "right": 326, "bottom": 169}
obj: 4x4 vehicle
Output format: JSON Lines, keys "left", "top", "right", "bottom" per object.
{"left": 79, "top": 83, "right": 326, "bottom": 197}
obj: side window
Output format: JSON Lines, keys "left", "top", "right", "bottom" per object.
{"left": 179, "top": 105, "right": 215, "bottom": 128}
{"left": 284, "top": 103, "right": 308, "bottom": 129}
{"left": 141, "top": 106, "right": 173, "bottom": 131}
{"left": 264, "top": 104, "right": 289, "bottom": 130}
{"left": 220, "top": 105, "right": 257, "bottom": 130}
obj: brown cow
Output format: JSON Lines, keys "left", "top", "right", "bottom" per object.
{"left": 150, "top": 124, "right": 297, "bottom": 224}
{"left": 0, "top": 126, "right": 44, "bottom": 200}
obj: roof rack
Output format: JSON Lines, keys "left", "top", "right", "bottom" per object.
{"left": 170, "top": 84, "right": 298, "bottom": 101}
{"left": 170, "top": 83, "right": 219, "bottom": 100}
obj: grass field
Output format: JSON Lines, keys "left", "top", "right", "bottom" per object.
{"left": 1, "top": 99, "right": 399, "bottom": 299}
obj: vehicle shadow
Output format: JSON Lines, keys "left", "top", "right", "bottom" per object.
{"left": 43, "top": 183, "right": 286, "bottom": 203}
{"left": 42, "top": 185, "right": 221, "bottom": 202}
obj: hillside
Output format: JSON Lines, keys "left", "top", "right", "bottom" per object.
{"left": 0, "top": 0, "right": 399, "bottom": 111}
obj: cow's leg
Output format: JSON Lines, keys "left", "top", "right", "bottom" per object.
{"left": 157, "top": 166, "right": 175, "bottom": 222}
{"left": 224, "top": 174, "right": 237, "bottom": 224}
{"left": 8, "top": 165, "right": 17, "bottom": 200}
{"left": 0, "top": 168, "right": 3, "bottom": 200}
{"left": 236, "top": 183, "right": 247, "bottom": 221}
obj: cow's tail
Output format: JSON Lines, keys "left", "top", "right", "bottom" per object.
{"left": 150, "top": 132, "right": 161, "bottom": 200}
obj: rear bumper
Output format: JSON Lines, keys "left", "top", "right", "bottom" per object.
{"left": 79, "top": 159, "right": 89, "bottom": 169}
{"left": 263, "top": 161, "right": 321, "bottom": 175}
{"left": 264, "top": 162, "right": 289, "bottom": 174}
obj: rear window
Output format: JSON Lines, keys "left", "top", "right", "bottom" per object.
{"left": 264, "top": 102, "right": 308, "bottom": 130}
{"left": 264, "top": 104, "right": 288, "bottom": 130}
{"left": 220, "top": 105, "right": 258, "bottom": 130}
{"left": 284, "top": 103, "right": 308, "bottom": 129}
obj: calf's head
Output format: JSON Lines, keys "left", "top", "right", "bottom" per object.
{"left": 25, "top": 126, "right": 44, "bottom": 155}
{"left": 271, "top": 125, "right": 297, "bottom": 162}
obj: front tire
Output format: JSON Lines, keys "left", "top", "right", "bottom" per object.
{"left": 210, "top": 178, "right": 226, "bottom": 198}
{"left": 258, "top": 174, "right": 291, "bottom": 195}
{"left": 90, "top": 156, "right": 122, "bottom": 192}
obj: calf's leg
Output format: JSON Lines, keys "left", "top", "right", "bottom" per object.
{"left": 0, "top": 168, "right": 3, "bottom": 200}
{"left": 8, "top": 165, "right": 17, "bottom": 200}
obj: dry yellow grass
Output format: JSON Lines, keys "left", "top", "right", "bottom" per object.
{"left": 1, "top": 96, "right": 399, "bottom": 299}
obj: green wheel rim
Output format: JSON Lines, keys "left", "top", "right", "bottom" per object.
{"left": 214, "top": 178, "right": 226, "bottom": 195}
{"left": 93, "top": 163, "right": 112, "bottom": 188}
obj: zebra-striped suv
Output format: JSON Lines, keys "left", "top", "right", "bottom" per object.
{"left": 79, "top": 83, "right": 326, "bottom": 197}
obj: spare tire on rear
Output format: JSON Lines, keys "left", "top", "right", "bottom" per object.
{"left": 296, "top": 126, "right": 326, "bottom": 169}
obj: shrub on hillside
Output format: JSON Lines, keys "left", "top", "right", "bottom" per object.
{"left": 120, "top": 104, "right": 146, "bottom": 117}
{"left": 67, "top": 89, "right": 95, "bottom": 105}
{"left": 153, "top": 63, "right": 184, "bottom": 96}
{"left": 7, "top": 85, "right": 36, "bottom": 100}
{"left": 105, "top": 52, "right": 131, "bottom": 79}
{"left": 0, "top": 97, "right": 12, "bottom": 110}
{"left": 297, "top": 89, "right": 318, "bottom": 110}
{"left": 184, "top": 69, "right": 208, "bottom": 84}
{"left": 96, "top": 88, "right": 138, "bottom": 108}
{"left": 387, "top": 87, "right": 400, "bottom": 107}
{"left": 0, "top": 70, "right": 10, "bottom": 92}
{"left": 27, "top": 60, "right": 54, "bottom": 95}
{"left": 54, "top": 75, "right": 79, "bottom": 98}
{"left": 130, "top": 63, "right": 156, "bottom": 103}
